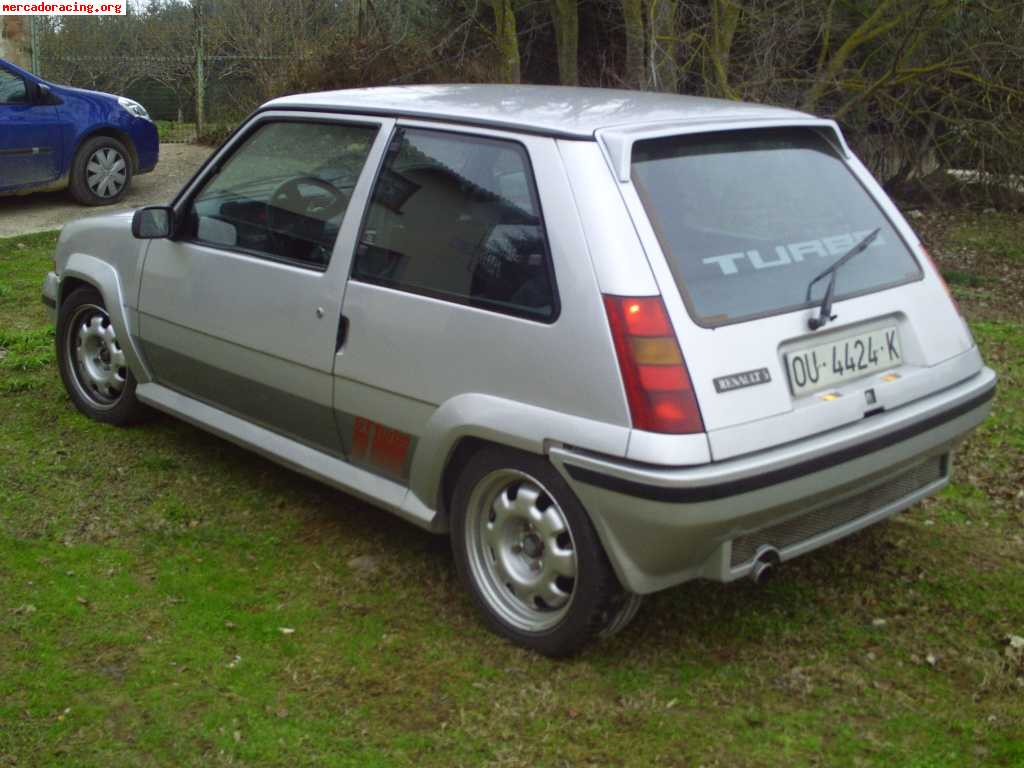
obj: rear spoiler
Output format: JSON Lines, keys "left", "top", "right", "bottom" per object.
{"left": 597, "top": 117, "right": 851, "bottom": 183}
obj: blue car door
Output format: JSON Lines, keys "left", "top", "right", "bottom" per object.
{"left": 0, "top": 65, "right": 63, "bottom": 191}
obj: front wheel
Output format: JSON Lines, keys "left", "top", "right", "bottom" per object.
{"left": 56, "top": 286, "right": 148, "bottom": 425}
{"left": 69, "top": 136, "right": 133, "bottom": 206}
{"left": 450, "top": 447, "right": 631, "bottom": 656}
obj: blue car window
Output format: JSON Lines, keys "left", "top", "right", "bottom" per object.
{"left": 0, "top": 69, "right": 28, "bottom": 104}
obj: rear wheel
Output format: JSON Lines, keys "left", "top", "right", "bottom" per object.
{"left": 451, "top": 446, "right": 628, "bottom": 656}
{"left": 69, "top": 136, "right": 132, "bottom": 206}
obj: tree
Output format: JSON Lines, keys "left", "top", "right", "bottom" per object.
{"left": 489, "top": 0, "right": 521, "bottom": 82}
{"left": 550, "top": 0, "right": 579, "bottom": 86}
{"left": 621, "top": 0, "right": 645, "bottom": 87}
{"left": 29, "top": 0, "right": 1024, "bottom": 204}
{"left": 648, "top": 0, "right": 679, "bottom": 91}
{"left": 707, "top": 0, "right": 740, "bottom": 99}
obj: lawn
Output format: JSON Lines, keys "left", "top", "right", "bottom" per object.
{"left": 154, "top": 121, "right": 234, "bottom": 145}
{"left": 154, "top": 120, "right": 197, "bottom": 143}
{"left": 1, "top": 212, "right": 1022, "bottom": 767}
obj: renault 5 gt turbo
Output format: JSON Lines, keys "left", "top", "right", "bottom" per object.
{"left": 42, "top": 85, "right": 995, "bottom": 655}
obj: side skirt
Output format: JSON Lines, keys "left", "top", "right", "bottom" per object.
{"left": 135, "top": 382, "right": 438, "bottom": 531}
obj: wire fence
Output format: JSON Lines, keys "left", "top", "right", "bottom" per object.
{"left": 35, "top": 50, "right": 296, "bottom": 143}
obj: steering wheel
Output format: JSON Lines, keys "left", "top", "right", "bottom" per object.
{"left": 266, "top": 176, "right": 348, "bottom": 258}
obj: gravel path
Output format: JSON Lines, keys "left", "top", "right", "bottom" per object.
{"left": 0, "top": 144, "right": 213, "bottom": 239}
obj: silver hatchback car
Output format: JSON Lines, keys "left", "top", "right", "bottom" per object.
{"left": 43, "top": 85, "right": 996, "bottom": 656}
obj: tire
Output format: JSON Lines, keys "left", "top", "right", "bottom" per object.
{"left": 69, "top": 136, "right": 133, "bottom": 206}
{"left": 56, "top": 286, "right": 148, "bottom": 426}
{"left": 450, "top": 446, "right": 626, "bottom": 657}
{"left": 598, "top": 592, "right": 645, "bottom": 639}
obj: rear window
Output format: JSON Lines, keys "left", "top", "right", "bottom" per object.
{"left": 631, "top": 128, "right": 922, "bottom": 327}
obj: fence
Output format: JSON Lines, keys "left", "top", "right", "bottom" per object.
{"left": 35, "top": 50, "right": 284, "bottom": 143}
{"left": 27, "top": 0, "right": 371, "bottom": 143}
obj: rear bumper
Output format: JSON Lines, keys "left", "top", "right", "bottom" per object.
{"left": 551, "top": 366, "right": 996, "bottom": 594}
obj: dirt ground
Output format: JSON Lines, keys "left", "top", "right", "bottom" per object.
{"left": 0, "top": 143, "right": 213, "bottom": 239}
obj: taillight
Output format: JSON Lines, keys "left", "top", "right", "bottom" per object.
{"left": 602, "top": 295, "right": 704, "bottom": 434}
{"left": 921, "top": 245, "right": 961, "bottom": 315}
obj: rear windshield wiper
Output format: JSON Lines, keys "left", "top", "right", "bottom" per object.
{"left": 805, "top": 227, "right": 881, "bottom": 330}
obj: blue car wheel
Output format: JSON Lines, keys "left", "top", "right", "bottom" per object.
{"left": 70, "top": 135, "right": 133, "bottom": 206}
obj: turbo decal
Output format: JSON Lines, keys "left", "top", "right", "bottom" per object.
{"left": 702, "top": 230, "right": 886, "bottom": 276}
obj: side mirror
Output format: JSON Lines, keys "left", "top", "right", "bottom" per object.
{"left": 132, "top": 206, "right": 174, "bottom": 239}
{"left": 35, "top": 83, "right": 58, "bottom": 105}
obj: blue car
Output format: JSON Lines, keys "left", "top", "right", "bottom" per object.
{"left": 0, "top": 58, "right": 158, "bottom": 205}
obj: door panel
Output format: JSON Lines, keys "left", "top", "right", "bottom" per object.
{"left": 0, "top": 68, "right": 62, "bottom": 189}
{"left": 138, "top": 115, "right": 394, "bottom": 454}
{"left": 138, "top": 244, "right": 348, "bottom": 452}
{"left": 331, "top": 123, "right": 628, "bottom": 483}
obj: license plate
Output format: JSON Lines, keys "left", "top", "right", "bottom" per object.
{"left": 786, "top": 327, "right": 902, "bottom": 396}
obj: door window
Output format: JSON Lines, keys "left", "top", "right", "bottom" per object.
{"left": 0, "top": 69, "right": 27, "bottom": 104}
{"left": 352, "top": 128, "right": 557, "bottom": 321}
{"left": 186, "top": 120, "right": 378, "bottom": 269}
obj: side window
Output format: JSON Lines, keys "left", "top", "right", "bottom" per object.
{"left": 187, "top": 120, "right": 378, "bottom": 269}
{"left": 0, "top": 69, "right": 27, "bottom": 105}
{"left": 353, "top": 128, "right": 557, "bottom": 321}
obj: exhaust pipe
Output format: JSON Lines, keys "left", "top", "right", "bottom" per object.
{"left": 749, "top": 547, "right": 780, "bottom": 585}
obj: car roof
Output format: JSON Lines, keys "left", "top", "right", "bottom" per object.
{"left": 262, "top": 84, "right": 808, "bottom": 140}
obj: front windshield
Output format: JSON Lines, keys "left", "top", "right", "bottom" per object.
{"left": 631, "top": 128, "right": 922, "bottom": 327}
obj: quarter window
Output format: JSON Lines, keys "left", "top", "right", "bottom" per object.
{"left": 187, "top": 121, "right": 378, "bottom": 269}
{"left": 353, "top": 128, "right": 557, "bottom": 320}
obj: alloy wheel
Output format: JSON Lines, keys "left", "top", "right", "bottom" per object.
{"left": 464, "top": 469, "right": 578, "bottom": 633}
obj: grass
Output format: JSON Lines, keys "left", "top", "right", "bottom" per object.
{"left": 154, "top": 120, "right": 197, "bottom": 143}
{"left": 155, "top": 120, "right": 234, "bottom": 145}
{"left": 946, "top": 212, "right": 1024, "bottom": 265}
{"left": 1, "top": 218, "right": 1023, "bottom": 767}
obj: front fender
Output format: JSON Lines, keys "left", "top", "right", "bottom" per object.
{"left": 401, "top": 393, "right": 630, "bottom": 532}
{"left": 60, "top": 253, "right": 152, "bottom": 384}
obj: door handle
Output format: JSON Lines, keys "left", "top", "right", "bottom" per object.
{"left": 336, "top": 314, "right": 349, "bottom": 352}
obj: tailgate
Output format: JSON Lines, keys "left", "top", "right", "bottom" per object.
{"left": 613, "top": 123, "right": 978, "bottom": 461}
{"left": 675, "top": 285, "right": 979, "bottom": 460}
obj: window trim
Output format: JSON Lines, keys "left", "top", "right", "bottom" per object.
{"left": 176, "top": 115, "right": 384, "bottom": 273}
{"left": 630, "top": 127, "right": 924, "bottom": 330}
{"left": 349, "top": 124, "right": 562, "bottom": 324}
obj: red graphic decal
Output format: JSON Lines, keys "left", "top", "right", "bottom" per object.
{"left": 369, "top": 424, "right": 412, "bottom": 476}
{"left": 352, "top": 417, "right": 373, "bottom": 461}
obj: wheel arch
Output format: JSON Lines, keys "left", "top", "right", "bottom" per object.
{"left": 401, "top": 393, "right": 629, "bottom": 533}
{"left": 57, "top": 275, "right": 93, "bottom": 306}
{"left": 58, "top": 254, "right": 151, "bottom": 384}
{"left": 437, "top": 435, "right": 502, "bottom": 528}
{"left": 72, "top": 126, "right": 139, "bottom": 173}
